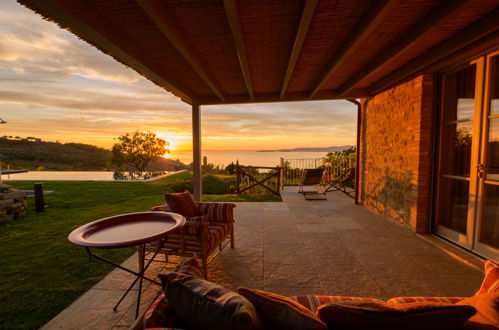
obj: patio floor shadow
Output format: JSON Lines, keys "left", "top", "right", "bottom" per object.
{"left": 43, "top": 188, "right": 484, "bottom": 329}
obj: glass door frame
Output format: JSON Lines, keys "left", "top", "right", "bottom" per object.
{"left": 474, "top": 50, "right": 499, "bottom": 261}
{"left": 433, "top": 58, "right": 484, "bottom": 249}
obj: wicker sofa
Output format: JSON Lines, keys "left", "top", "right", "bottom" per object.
{"left": 133, "top": 259, "right": 499, "bottom": 330}
{"left": 147, "top": 201, "right": 235, "bottom": 277}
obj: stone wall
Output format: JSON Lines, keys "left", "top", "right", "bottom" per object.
{"left": 0, "top": 184, "right": 27, "bottom": 223}
{"left": 359, "top": 74, "right": 434, "bottom": 233}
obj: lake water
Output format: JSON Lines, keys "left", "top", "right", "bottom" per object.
{"left": 2, "top": 151, "right": 331, "bottom": 181}
{"left": 3, "top": 171, "right": 175, "bottom": 181}
{"left": 168, "top": 150, "right": 330, "bottom": 167}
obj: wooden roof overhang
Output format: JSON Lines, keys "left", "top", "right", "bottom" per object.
{"left": 17, "top": 0, "right": 499, "bottom": 106}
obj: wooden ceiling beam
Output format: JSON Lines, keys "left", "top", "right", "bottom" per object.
{"left": 31, "top": 0, "right": 195, "bottom": 104}
{"left": 309, "top": 0, "right": 399, "bottom": 97}
{"left": 136, "top": 0, "right": 225, "bottom": 102}
{"left": 197, "top": 88, "right": 370, "bottom": 105}
{"left": 223, "top": 0, "right": 254, "bottom": 100}
{"left": 337, "top": 0, "right": 475, "bottom": 96}
{"left": 280, "top": 0, "right": 318, "bottom": 99}
{"left": 368, "top": 8, "right": 499, "bottom": 95}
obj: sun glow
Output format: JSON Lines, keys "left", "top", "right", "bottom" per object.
{"left": 154, "top": 132, "right": 191, "bottom": 159}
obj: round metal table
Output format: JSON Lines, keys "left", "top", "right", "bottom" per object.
{"left": 68, "top": 211, "right": 185, "bottom": 318}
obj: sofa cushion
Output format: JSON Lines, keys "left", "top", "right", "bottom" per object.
{"left": 164, "top": 191, "right": 199, "bottom": 217}
{"left": 239, "top": 287, "right": 326, "bottom": 330}
{"left": 159, "top": 273, "right": 263, "bottom": 330}
{"left": 457, "top": 292, "right": 499, "bottom": 329}
{"left": 144, "top": 258, "right": 205, "bottom": 328}
{"left": 174, "top": 257, "right": 206, "bottom": 279}
{"left": 386, "top": 296, "right": 466, "bottom": 305}
{"left": 475, "top": 260, "right": 499, "bottom": 295}
{"left": 317, "top": 300, "right": 476, "bottom": 330}
{"left": 143, "top": 293, "right": 189, "bottom": 330}
{"left": 291, "top": 295, "right": 385, "bottom": 313}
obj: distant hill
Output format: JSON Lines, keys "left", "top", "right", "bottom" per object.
{"left": 256, "top": 145, "right": 354, "bottom": 152}
{"left": 0, "top": 137, "right": 189, "bottom": 171}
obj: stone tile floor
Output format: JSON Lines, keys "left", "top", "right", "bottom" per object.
{"left": 43, "top": 188, "right": 484, "bottom": 329}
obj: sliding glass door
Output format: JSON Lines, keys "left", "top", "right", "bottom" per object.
{"left": 434, "top": 51, "right": 499, "bottom": 262}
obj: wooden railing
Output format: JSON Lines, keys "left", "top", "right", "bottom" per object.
{"left": 235, "top": 166, "right": 282, "bottom": 196}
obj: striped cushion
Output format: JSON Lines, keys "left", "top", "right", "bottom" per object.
{"left": 174, "top": 257, "right": 205, "bottom": 279}
{"left": 144, "top": 258, "right": 205, "bottom": 329}
{"left": 160, "top": 222, "right": 230, "bottom": 253}
{"left": 197, "top": 202, "right": 235, "bottom": 222}
{"left": 475, "top": 260, "right": 499, "bottom": 295}
{"left": 290, "top": 295, "right": 384, "bottom": 313}
{"left": 386, "top": 297, "right": 466, "bottom": 305}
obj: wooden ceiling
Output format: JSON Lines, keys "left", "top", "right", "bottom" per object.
{"left": 18, "top": 0, "right": 499, "bottom": 105}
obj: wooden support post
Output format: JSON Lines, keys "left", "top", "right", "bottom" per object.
{"left": 348, "top": 99, "right": 361, "bottom": 205}
{"left": 192, "top": 104, "right": 202, "bottom": 201}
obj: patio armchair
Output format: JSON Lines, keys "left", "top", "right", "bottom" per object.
{"left": 326, "top": 167, "right": 355, "bottom": 197}
{"left": 146, "top": 198, "right": 235, "bottom": 278}
{"left": 298, "top": 168, "right": 327, "bottom": 199}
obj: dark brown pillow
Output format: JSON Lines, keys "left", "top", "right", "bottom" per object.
{"left": 164, "top": 191, "right": 199, "bottom": 217}
{"left": 317, "top": 300, "right": 476, "bottom": 330}
{"left": 457, "top": 293, "right": 499, "bottom": 329}
{"left": 158, "top": 272, "right": 263, "bottom": 330}
{"left": 238, "top": 287, "right": 326, "bottom": 330}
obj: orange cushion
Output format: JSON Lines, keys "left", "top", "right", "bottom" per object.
{"left": 317, "top": 301, "right": 476, "bottom": 330}
{"left": 457, "top": 293, "right": 499, "bottom": 329}
{"left": 164, "top": 191, "right": 199, "bottom": 217}
{"left": 475, "top": 260, "right": 499, "bottom": 295}
{"left": 238, "top": 287, "right": 327, "bottom": 330}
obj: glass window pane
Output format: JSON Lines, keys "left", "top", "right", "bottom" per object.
{"left": 436, "top": 177, "right": 469, "bottom": 234}
{"left": 441, "top": 121, "right": 473, "bottom": 176}
{"left": 487, "top": 118, "right": 499, "bottom": 180}
{"left": 442, "top": 65, "right": 476, "bottom": 122}
{"left": 490, "top": 55, "right": 499, "bottom": 115}
{"left": 480, "top": 184, "right": 499, "bottom": 249}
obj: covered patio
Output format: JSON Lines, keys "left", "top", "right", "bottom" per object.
{"left": 14, "top": 0, "right": 499, "bottom": 328}
{"left": 42, "top": 189, "right": 484, "bottom": 329}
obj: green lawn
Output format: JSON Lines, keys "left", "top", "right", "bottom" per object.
{"left": 0, "top": 172, "right": 280, "bottom": 329}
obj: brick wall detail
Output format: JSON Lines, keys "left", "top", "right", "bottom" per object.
{"left": 359, "top": 75, "right": 433, "bottom": 233}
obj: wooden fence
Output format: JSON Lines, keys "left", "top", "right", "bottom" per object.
{"left": 235, "top": 166, "right": 282, "bottom": 196}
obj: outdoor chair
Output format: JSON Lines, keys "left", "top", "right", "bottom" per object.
{"left": 146, "top": 195, "right": 235, "bottom": 278}
{"left": 298, "top": 168, "right": 327, "bottom": 200}
{"left": 326, "top": 167, "right": 355, "bottom": 197}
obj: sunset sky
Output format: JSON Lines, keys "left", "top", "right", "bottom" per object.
{"left": 0, "top": 0, "right": 357, "bottom": 152}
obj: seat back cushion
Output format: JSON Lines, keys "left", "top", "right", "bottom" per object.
{"left": 164, "top": 191, "right": 199, "bottom": 217}
{"left": 198, "top": 202, "right": 235, "bottom": 222}
{"left": 239, "top": 287, "right": 326, "bottom": 330}
{"left": 317, "top": 301, "right": 476, "bottom": 330}
{"left": 457, "top": 292, "right": 499, "bottom": 329}
{"left": 290, "top": 295, "right": 384, "bottom": 313}
{"left": 159, "top": 272, "right": 263, "bottom": 330}
{"left": 144, "top": 258, "right": 205, "bottom": 329}
{"left": 475, "top": 260, "right": 499, "bottom": 295}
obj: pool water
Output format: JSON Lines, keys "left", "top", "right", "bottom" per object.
{"left": 2, "top": 171, "right": 176, "bottom": 181}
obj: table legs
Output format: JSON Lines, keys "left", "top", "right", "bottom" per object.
{"left": 84, "top": 236, "right": 168, "bottom": 319}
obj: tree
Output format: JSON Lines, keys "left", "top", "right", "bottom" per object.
{"left": 110, "top": 131, "right": 168, "bottom": 173}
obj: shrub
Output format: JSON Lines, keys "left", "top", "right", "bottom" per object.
{"left": 167, "top": 179, "right": 193, "bottom": 193}
{"left": 202, "top": 175, "right": 231, "bottom": 194}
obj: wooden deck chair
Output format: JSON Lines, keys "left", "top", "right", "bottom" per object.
{"left": 326, "top": 167, "right": 355, "bottom": 197}
{"left": 298, "top": 168, "right": 327, "bottom": 200}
